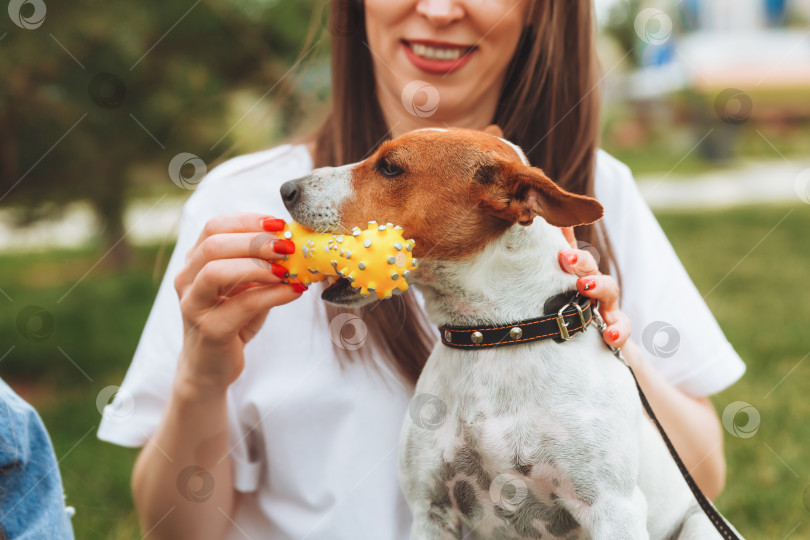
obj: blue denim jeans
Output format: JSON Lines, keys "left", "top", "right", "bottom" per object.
{"left": 0, "top": 379, "right": 75, "bottom": 539}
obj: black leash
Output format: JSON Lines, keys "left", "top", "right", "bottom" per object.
{"left": 589, "top": 305, "right": 742, "bottom": 540}
{"left": 439, "top": 292, "right": 742, "bottom": 539}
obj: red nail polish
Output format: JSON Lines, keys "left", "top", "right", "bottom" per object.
{"left": 563, "top": 252, "right": 578, "bottom": 267}
{"left": 271, "top": 263, "right": 288, "bottom": 279}
{"left": 580, "top": 278, "right": 596, "bottom": 291}
{"left": 262, "top": 218, "right": 285, "bottom": 232}
{"left": 609, "top": 329, "right": 620, "bottom": 341}
{"left": 290, "top": 282, "right": 308, "bottom": 293}
{"left": 272, "top": 239, "right": 295, "bottom": 254}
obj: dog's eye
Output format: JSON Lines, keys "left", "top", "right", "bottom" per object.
{"left": 377, "top": 159, "right": 404, "bottom": 178}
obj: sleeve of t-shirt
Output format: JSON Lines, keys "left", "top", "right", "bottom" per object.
{"left": 594, "top": 150, "right": 746, "bottom": 397}
{"left": 94, "top": 148, "right": 299, "bottom": 493}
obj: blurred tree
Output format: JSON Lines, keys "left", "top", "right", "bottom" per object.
{"left": 602, "top": 0, "right": 644, "bottom": 68}
{"left": 0, "top": 0, "right": 325, "bottom": 266}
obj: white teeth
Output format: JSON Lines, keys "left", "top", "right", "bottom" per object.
{"left": 410, "top": 42, "right": 465, "bottom": 62}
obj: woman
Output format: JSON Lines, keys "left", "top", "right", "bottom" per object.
{"left": 97, "top": 1, "right": 745, "bottom": 538}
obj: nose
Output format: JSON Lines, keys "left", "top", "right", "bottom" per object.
{"left": 415, "top": 0, "right": 465, "bottom": 26}
{"left": 280, "top": 179, "right": 301, "bottom": 211}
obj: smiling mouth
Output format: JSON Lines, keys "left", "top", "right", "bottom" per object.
{"left": 403, "top": 40, "right": 477, "bottom": 62}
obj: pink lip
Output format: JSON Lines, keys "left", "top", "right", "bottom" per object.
{"left": 401, "top": 39, "right": 477, "bottom": 76}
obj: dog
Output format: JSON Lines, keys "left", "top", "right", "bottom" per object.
{"left": 280, "top": 126, "right": 736, "bottom": 539}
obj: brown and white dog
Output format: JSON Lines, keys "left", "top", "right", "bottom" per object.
{"left": 280, "top": 127, "right": 735, "bottom": 539}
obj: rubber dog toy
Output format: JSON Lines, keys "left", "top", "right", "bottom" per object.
{"left": 274, "top": 221, "right": 418, "bottom": 299}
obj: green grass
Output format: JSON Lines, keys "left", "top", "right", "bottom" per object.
{"left": 603, "top": 126, "right": 810, "bottom": 178}
{"left": 1, "top": 203, "right": 809, "bottom": 538}
{"left": 605, "top": 138, "right": 726, "bottom": 177}
{"left": 657, "top": 203, "right": 810, "bottom": 539}
{"left": 601, "top": 93, "right": 810, "bottom": 178}
{"left": 0, "top": 243, "right": 172, "bottom": 539}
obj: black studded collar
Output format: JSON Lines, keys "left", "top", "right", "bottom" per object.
{"left": 438, "top": 292, "right": 592, "bottom": 349}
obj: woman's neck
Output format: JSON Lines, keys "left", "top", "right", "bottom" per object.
{"left": 376, "top": 80, "right": 500, "bottom": 138}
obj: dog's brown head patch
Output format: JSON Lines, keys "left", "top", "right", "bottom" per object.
{"left": 337, "top": 128, "right": 603, "bottom": 262}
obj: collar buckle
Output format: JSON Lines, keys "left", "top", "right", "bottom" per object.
{"left": 556, "top": 293, "right": 588, "bottom": 341}
{"left": 556, "top": 313, "right": 571, "bottom": 340}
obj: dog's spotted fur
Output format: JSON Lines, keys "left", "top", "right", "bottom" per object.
{"left": 281, "top": 127, "right": 738, "bottom": 539}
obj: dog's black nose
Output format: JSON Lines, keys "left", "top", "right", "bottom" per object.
{"left": 280, "top": 179, "right": 301, "bottom": 210}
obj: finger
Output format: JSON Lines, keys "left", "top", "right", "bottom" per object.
{"left": 575, "top": 274, "right": 619, "bottom": 309}
{"left": 222, "top": 281, "right": 269, "bottom": 297}
{"left": 191, "top": 213, "right": 286, "bottom": 256}
{"left": 185, "top": 232, "right": 293, "bottom": 283}
{"left": 187, "top": 258, "right": 286, "bottom": 308}
{"left": 217, "top": 282, "right": 305, "bottom": 332}
{"left": 600, "top": 309, "right": 631, "bottom": 349}
{"left": 558, "top": 244, "right": 600, "bottom": 276}
{"left": 561, "top": 227, "right": 577, "bottom": 249}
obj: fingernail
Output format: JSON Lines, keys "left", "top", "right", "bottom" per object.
{"left": 262, "top": 218, "right": 285, "bottom": 232}
{"left": 608, "top": 329, "right": 620, "bottom": 342}
{"left": 562, "top": 251, "right": 578, "bottom": 267}
{"left": 271, "top": 263, "right": 288, "bottom": 279}
{"left": 291, "top": 282, "right": 308, "bottom": 293}
{"left": 272, "top": 239, "right": 295, "bottom": 254}
{"left": 579, "top": 278, "right": 596, "bottom": 291}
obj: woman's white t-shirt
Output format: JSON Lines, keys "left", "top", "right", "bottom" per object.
{"left": 97, "top": 144, "right": 745, "bottom": 539}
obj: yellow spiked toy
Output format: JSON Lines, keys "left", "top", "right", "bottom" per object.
{"left": 274, "top": 221, "right": 418, "bottom": 299}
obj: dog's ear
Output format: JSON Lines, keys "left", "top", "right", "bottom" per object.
{"left": 482, "top": 124, "right": 504, "bottom": 138}
{"left": 472, "top": 161, "right": 603, "bottom": 227}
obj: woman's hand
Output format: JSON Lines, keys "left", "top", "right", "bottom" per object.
{"left": 558, "top": 227, "right": 632, "bottom": 352}
{"left": 173, "top": 213, "right": 304, "bottom": 393}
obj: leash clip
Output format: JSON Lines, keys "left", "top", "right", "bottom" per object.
{"left": 591, "top": 300, "right": 629, "bottom": 366}
{"left": 556, "top": 293, "right": 587, "bottom": 341}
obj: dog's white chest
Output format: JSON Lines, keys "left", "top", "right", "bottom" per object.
{"left": 399, "top": 332, "right": 642, "bottom": 539}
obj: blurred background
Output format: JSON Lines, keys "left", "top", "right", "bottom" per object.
{"left": 1, "top": 0, "right": 809, "bottom": 538}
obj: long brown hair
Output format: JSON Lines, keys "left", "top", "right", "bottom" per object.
{"left": 309, "top": 0, "right": 618, "bottom": 386}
